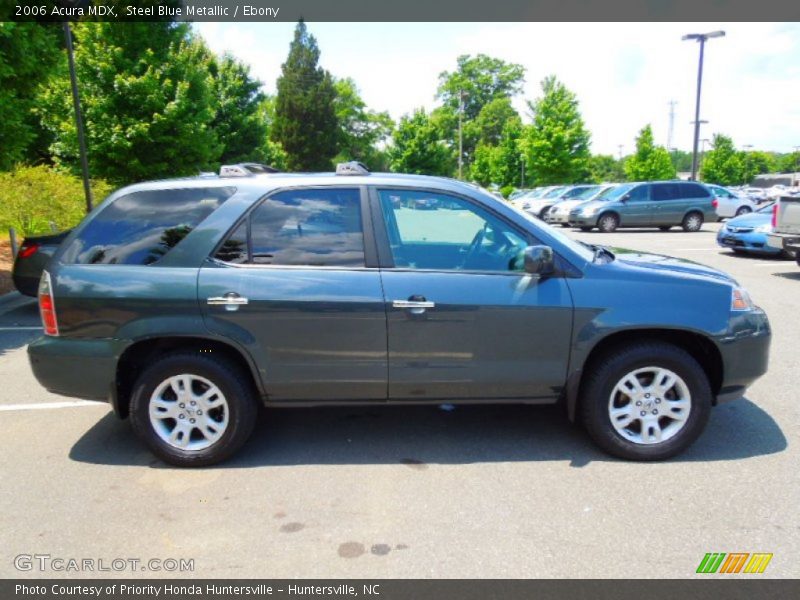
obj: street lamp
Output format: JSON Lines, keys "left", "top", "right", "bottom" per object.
{"left": 683, "top": 30, "right": 725, "bottom": 181}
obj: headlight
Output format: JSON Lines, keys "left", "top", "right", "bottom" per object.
{"left": 581, "top": 206, "right": 598, "bottom": 216}
{"left": 731, "top": 287, "right": 754, "bottom": 311}
{"left": 754, "top": 224, "right": 772, "bottom": 233}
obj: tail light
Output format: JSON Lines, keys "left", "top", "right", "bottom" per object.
{"left": 38, "top": 271, "right": 59, "bottom": 336}
{"left": 711, "top": 198, "right": 718, "bottom": 209}
{"left": 772, "top": 203, "right": 778, "bottom": 228}
{"left": 17, "top": 241, "right": 40, "bottom": 259}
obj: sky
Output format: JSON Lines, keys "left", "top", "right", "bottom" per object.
{"left": 194, "top": 22, "right": 800, "bottom": 156}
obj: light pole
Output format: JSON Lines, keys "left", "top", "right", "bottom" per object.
{"left": 63, "top": 21, "right": 93, "bottom": 213}
{"left": 683, "top": 30, "right": 725, "bottom": 181}
{"left": 457, "top": 89, "right": 466, "bottom": 180}
{"left": 520, "top": 154, "right": 525, "bottom": 187}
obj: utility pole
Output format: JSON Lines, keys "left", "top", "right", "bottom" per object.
{"left": 63, "top": 21, "right": 94, "bottom": 213}
{"left": 667, "top": 100, "right": 677, "bottom": 151}
{"left": 617, "top": 145, "right": 624, "bottom": 161}
{"left": 683, "top": 30, "right": 726, "bottom": 181}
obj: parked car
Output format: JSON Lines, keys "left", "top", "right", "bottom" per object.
{"left": 12, "top": 230, "right": 71, "bottom": 297}
{"left": 526, "top": 185, "right": 597, "bottom": 220}
{"left": 569, "top": 181, "right": 715, "bottom": 233}
{"left": 509, "top": 188, "right": 533, "bottom": 200}
{"left": 546, "top": 184, "right": 616, "bottom": 226}
{"left": 716, "top": 203, "right": 783, "bottom": 256}
{"left": 510, "top": 186, "right": 559, "bottom": 212}
{"left": 28, "top": 162, "right": 770, "bottom": 466}
{"left": 767, "top": 195, "right": 800, "bottom": 266}
{"left": 707, "top": 184, "right": 756, "bottom": 219}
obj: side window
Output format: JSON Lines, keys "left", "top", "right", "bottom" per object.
{"left": 627, "top": 185, "right": 650, "bottom": 202}
{"left": 63, "top": 187, "right": 235, "bottom": 265}
{"left": 683, "top": 183, "right": 711, "bottom": 199}
{"left": 651, "top": 184, "right": 673, "bottom": 201}
{"left": 378, "top": 189, "right": 529, "bottom": 272}
{"left": 216, "top": 188, "right": 365, "bottom": 267}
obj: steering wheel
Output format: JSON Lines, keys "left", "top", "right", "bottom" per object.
{"left": 462, "top": 224, "right": 488, "bottom": 268}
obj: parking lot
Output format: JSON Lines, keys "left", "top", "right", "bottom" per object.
{"left": 0, "top": 221, "right": 797, "bottom": 579}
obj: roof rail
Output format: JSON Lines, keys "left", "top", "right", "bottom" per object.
{"left": 219, "top": 163, "right": 280, "bottom": 177}
{"left": 336, "top": 161, "right": 370, "bottom": 176}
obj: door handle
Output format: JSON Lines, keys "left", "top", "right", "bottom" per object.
{"left": 392, "top": 296, "right": 435, "bottom": 315}
{"left": 207, "top": 292, "right": 249, "bottom": 311}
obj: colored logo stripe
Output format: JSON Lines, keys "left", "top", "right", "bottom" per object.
{"left": 696, "top": 552, "right": 772, "bottom": 574}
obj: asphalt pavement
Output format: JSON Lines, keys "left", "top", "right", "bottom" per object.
{"left": 0, "top": 222, "right": 797, "bottom": 579}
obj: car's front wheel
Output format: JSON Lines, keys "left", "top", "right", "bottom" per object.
{"left": 597, "top": 213, "right": 619, "bottom": 233}
{"left": 580, "top": 341, "right": 712, "bottom": 460}
{"left": 129, "top": 352, "right": 258, "bottom": 467}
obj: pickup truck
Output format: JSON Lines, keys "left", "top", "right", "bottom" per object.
{"left": 767, "top": 195, "right": 800, "bottom": 265}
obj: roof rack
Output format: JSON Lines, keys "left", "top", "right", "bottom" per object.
{"left": 336, "top": 161, "right": 370, "bottom": 176}
{"left": 219, "top": 163, "right": 280, "bottom": 177}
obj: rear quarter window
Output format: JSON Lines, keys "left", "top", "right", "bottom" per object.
{"left": 681, "top": 183, "right": 711, "bottom": 199}
{"left": 62, "top": 187, "right": 235, "bottom": 265}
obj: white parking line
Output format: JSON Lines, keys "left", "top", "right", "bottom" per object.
{"left": 0, "top": 326, "right": 42, "bottom": 331}
{"left": 0, "top": 401, "right": 104, "bottom": 412}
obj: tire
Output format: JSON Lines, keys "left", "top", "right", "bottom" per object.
{"left": 597, "top": 213, "right": 619, "bottom": 233}
{"left": 560, "top": 223, "right": 570, "bottom": 228}
{"left": 735, "top": 206, "right": 752, "bottom": 217}
{"left": 658, "top": 226, "right": 672, "bottom": 231}
{"left": 681, "top": 211, "right": 704, "bottom": 232}
{"left": 539, "top": 207, "right": 550, "bottom": 220}
{"left": 579, "top": 226, "right": 593, "bottom": 232}
{"left": 580, "top": 341, "right": 712, "bottom": 461}
{"left": 129, "top": 352, "right": 258, "bottom": 467}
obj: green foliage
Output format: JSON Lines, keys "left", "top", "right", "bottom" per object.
{"left": 740, "top": 151, "right": 776, "bottom": 184}
{"left": 388, "top": 109, "right": 455, "bottom": 176}
{"left": 473, "top": 97, "right": 519, "bottom": 147}
{"left": 39, "top": 22, "right": 220, "bottom": 184}
{"left": 669, "top": 149, "right": 693, "bottom": 173}
{"left": 437, "top": 54, "right": 525, "bottom": 121}
{"left": 776, "top": 151, "right": 800, "bottom": 174}
{"left": 700, "top": 134, "right": 744, "bottom": 185}
{"left": 333, "top": 78, "right": 393, "bottom": 170}
{"left": 624, "top": 125, "right": 676, "bottom": 181}
{"left": 209, "top": 54, "right": 267, "bottom": 164}
{"left": 253, "top": 97, "right": 288, "bottom": 169}
{"left": 589, "top": 154, "right": 626, "bottom": 183}
{"left": 271, "top": 20, "right": 338, "bottom": 171}
{"left": 0, "top": 23, "right": 63, "bottom": 169}
{"left": 521, "top": 76, "right": 591, "bottom": 185}
{"left": 0, "top": 165, "right": 112, "bottom": 237}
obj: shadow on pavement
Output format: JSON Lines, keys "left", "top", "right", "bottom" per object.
{"left": 773, "top": 271, "right": 800, "bottom": 281}
{"left": 69, "top": 399, "right": 786, "bottom": 469}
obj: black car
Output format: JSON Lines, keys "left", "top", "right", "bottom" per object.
{"left": 12, "top": 230, "right": 70, "bottom": 297}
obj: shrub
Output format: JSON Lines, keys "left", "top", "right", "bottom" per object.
{"left": 0, "top": 165, "right": 112, "bottom": 237}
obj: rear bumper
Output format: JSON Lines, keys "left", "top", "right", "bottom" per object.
{"left": 28, "top": 336, "right": 125, "bottom": 402}
{"left": 767, "top": 232, "right": 800, "bottom": 251}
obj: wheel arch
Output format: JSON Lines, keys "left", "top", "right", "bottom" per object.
{"left": 596, "top": 210, "right": 621, "bottom": 227}
{"left": 565, "top": 328, "right": 723, "bottom": 421}
{"left": 113, "top": 335, "right": 264, "bottom": 419}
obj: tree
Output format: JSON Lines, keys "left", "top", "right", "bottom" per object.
{"left": 624, "top": 125, "right": 676, "bottom": 181}
{"left": 254, "top": 96, "right": 288, "bottom": 169}
{"left": 740, "top": 150, "right": 776, "bottom": 185}
{"left": 521, "top": 76, "right": 591, "bottom": 184}
{"left": 777, "top": 151, "right": 800, "bottom": 174}
{"left": 388, "top": 109, "right": 455, "bottom": 176}
{"left": 209, "top": 54, "right": 267, "bottom": 164}
{"left": 333, "top": 78, "right": 393, "bottom": 170}
{"left": 589, "top": 154, "right": 626, "bottom": 183}
{"left": 39, "top": 22, "right": 220, "bottom": 184}
{"left": 473, "top": 97, "right": 519, "bottom": 147}
{"left": 437, "top": 54, "right": 525, "bottom": 121}
{"left": 271, "top": 20, "right": 338, "bottom": 171}
{"left": 700, "top": 134, "right": 743, "bottom": 185}
{"left": 0, "top": 22, "right": 62, "bottom": 169}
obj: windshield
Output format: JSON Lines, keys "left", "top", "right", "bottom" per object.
{"left": 543, "top": 186, "right": 567, "bottom": 198}
{"left": 592, "top": 185, "right": 618, "bottom": 200}
{"left": 560, "top": 186, "right": 593, "bottom": 200}
{"left": 756, "top": 202, "right": 775, "bottom": 214}
{"left": 599, "top": 183, "right": 636, "bottom": 201}
{"left": 573, "top": 185, "right": 602, "bottom": 200}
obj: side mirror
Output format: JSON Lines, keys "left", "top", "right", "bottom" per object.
{"left": 523, "top": 245, "right": 554, "bottom": 275}
{"left": 620, "top": 194, "right": 630, "bottom": 202}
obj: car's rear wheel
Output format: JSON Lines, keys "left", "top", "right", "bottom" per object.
{"left": 682, "top": 211, "right": 704, "bottom": 232}
{"left": 658, "top": 225, "right": 672, "bottom": 231}
{"left": 597, "top": 213, "right": 619, "bottom": 233}
{"left": 129, "top": 352, "right": 258, "bottom": 467}
{"left": 579, "top": 226, "right": 593, "bottom": 232}
{"left": 539, "top": 207, "right": 550, "bottom": 220}
{"left": 580, "top": 341, "right": 711, "bottom": 461}
{"left": 735, "top": 206, "right": 752, "bottom": 216}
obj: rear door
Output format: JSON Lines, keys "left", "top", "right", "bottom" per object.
{"left": 651, "top": 183, "right": 682, "bottom": 224}
{"left": 371, "top": 187, "right": 573, "bottom": 401}
{"left": 199, "top": 186, "right": 388, "bottom": 402}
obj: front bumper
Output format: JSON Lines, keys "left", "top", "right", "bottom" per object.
{"left": 713, "top": 308, "right": 771, "bottom": 405}
{"left": 28, "top": 336, "right": 125, "bottom": 402}
{"left": 546, "top": 212, "right": 571, "bottom": 224}
{"left": 716, "top": 231, "right": 781, "bottom": 255}
{"left": 568, "top": 213, "right": 596, "bottom": 226}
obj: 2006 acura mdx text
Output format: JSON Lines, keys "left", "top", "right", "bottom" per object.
{"left": 28, "top": 163, "right": 771, "bottom": 466}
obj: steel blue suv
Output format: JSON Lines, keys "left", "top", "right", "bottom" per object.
{"left": 28, "top": 163, "right": 770, "bottom": 466}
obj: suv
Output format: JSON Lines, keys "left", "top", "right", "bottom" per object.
{"left": 29, "top": 164, "right": 771, "bottom": 466}
{"left": 568, "top": 181, "right": 716, "bottom": 232}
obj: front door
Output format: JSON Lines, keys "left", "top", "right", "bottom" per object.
{"left": 620, "top": 184, "right": 654, "bottom": 226}
{"left": 372, "top": 188, "right": 574, "bottom": 401}
{"left": 200, "top": 186, "right": 387, "bottom": 401}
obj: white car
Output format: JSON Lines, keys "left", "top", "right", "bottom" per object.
{"left": 707, "top": 184, "right": 756, "bottom": 218}
{"left": 546, "top": 184, "right": 616, "bottom": 226}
